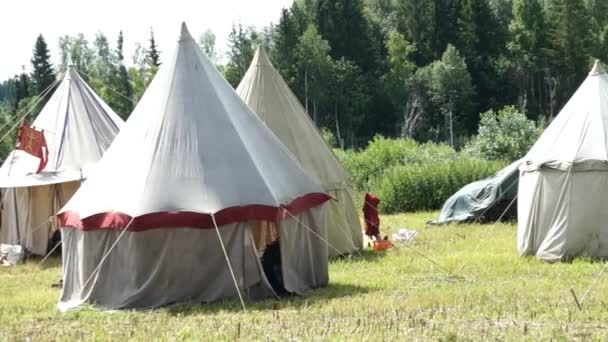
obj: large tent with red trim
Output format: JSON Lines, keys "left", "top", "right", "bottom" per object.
{"left": 57, "top": 23, "right": 331, "bottom": 311}
{"left": 0, "top": 67, "right": 123, "bottom": 256}
{"left": 236, "top": 47, "right": 363, "bottom": 257}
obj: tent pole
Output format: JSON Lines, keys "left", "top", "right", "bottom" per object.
{"left": 211, "top": 214, "right": 246, "bottom": 311}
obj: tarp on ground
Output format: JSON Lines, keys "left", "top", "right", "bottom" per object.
{"left": 430, "top": 159, "right": 521, "bottom": 225}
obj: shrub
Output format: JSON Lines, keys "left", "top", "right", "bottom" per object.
{"left": 336, "top": 135, "right": 458, "bottom": 189}
{"left": 466, "top": 105, "right": 541, "bottom": 161}
{"left": 373, "top": 158, "right": 506, "bottom": 213}
{"left": 321, "top": 128, "right": 338, "bottom": 148}
{"left": 335, "top": 136, "right": 508, "bottom": 214}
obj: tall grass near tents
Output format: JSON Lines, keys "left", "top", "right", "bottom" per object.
{"left": 374, "top": 159, "right": 505, "bottom": 213}
{"left": 3, "top": 213, "right": 608, "bottom": 340}
{"left": 335, "top": 136, "right": 506, "bottom": 213}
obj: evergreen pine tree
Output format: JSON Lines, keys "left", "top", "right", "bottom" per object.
{"left": 395, "top": 0, "right": 436, "bottom": 65}
{"left": 508, "top": 0, "right": 549, "bottom": 118}
{"left": 14, "top": 67, "right": 30, "bottom": 111}
{"left": 30, "top": 34, "right": 56, "bottom": 96}
{"left": 272, "top": 8, "right": 301, "bottom": 82}
{"left": 147, "top": 28, "right": 161, "bottom": 68}
{"left": 546, "top": 0, "right": 591, "bottom": 105}
{"left": 115, "top": 31, "right": 133, "bottom": 118}
{"left": 453, "top": 0, "right": 504, "bottom": 126}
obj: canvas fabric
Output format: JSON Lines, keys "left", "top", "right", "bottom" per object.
{"left": 237, "top": 47, "right": 362, "bottom": 256}
{"left": 58, "top": 23, "right": 330, "bottom": 311}
{"left": 58, "top": 26, "right": 326, "bottom": 222}
{"left": 431, "top": 159, "right": 521, "bottom": 225}
{"left": 59, "top": 206, "right": 328, "bottom": 311}
{"left": 0, "top": 181, "right": 78, "bottom": 255}
{"left": 0, "top": 68, "right": 122, "bottom": 254}
{"left": 518, "top": 61, "right": 608, "bottom": 260}
{"left": 0, "top": 68, "right": 123, "bottom": 187}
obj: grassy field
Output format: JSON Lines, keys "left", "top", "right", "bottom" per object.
{"left": 2, "top": 212, "right": 608, "bottom": 341}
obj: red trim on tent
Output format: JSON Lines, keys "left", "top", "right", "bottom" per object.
{"left": 58, "top": 192, "right": 330, "bottom": 231}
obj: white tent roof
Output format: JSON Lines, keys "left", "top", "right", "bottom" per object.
{"left": 523, "top": 60, "right": 608, "bottom": 171}
{"left": 0, "top": 68, "right": 123, "bottom": 187}
{"left": 236, "top": 47, "right": 349, "bottom": 189}
{"left": 58, "top": 23, "right": 328, "bottom": 230}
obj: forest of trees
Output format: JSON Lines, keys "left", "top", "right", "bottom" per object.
{"left": 0, "top": 0, "right": 607, "bottom": 149}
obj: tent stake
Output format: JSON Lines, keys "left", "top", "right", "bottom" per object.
{"left": 570, "top": 288, "right": 582, "bottom": 310}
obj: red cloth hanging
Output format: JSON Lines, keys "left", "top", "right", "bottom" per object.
{"left": 16, "top": 124, "right": 49, "bottom": 173}
{"left": 363, "top": 192, "right": 380, "bottom": 237}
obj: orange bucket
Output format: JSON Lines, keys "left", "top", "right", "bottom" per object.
{"left": 372, "top": 239, "right": 392, "bottom": 251}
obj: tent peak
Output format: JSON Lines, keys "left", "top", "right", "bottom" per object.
{"left": 64, "top": 66, "right": 77, "bottom": 80}
{"left": 179, "top": 22, "right": 193, "bottom": 42}
{"left": 590, "top": 59, "right": 606, "bottom": 75}
{"left": 252, "top": 46, "right": 272, "bottom": 66}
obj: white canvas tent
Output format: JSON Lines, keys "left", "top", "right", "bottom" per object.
{"left": 57, "top": 23, "right": 331, "bottom": 311}
{"left": 0, "top": 68, "right": 123, "bottom": 256}
{"left": 237, "top": 47, "right": 363, "bottom": 257}
{"left": 518, "top": 60, "right": 608, "bottom": 261}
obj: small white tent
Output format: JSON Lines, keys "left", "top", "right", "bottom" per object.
{"left": 57, "top": 23, "right": 331, "bottom": 311}
{"left": 0, "top": 68, "right": 123, "bottom": 255}
{"left": 518, "top": 60, "right": 608, "bottom": 261}
{"left": 237, "top": 47, "right": 363, "bottom": 256}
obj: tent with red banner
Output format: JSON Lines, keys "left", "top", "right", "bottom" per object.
{"left": 57, "top": 23, "right": 330, "bottom": 311}
{"left": 0, "top": 67, "right": 124, "bottom": 256}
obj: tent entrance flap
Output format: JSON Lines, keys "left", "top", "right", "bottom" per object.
{"left": 0, "top": 181, "right": 79, "bottom": 256}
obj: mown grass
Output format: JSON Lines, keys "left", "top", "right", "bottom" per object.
{"left": 2, "top": 212, "right": 608, "bottom": 341}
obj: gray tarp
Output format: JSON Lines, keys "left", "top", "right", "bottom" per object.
{"left": 430, "top": 159, "right": 521, "bottom": 225}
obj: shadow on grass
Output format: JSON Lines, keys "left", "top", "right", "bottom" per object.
{"left": 331, "top": 248, "right": 389, "bottom": 264}
{"left": 165, "top": 282, "right": 373, "bottom": 316}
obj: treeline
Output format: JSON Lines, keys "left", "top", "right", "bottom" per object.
{"left": 221, "top": 0, "right": 607, "bottom": 147}
{"left": 1, "top": 0, "right": 607, "bottom": 149}
{"left": 0, "top": 29, "right": 163, "bottom": 121}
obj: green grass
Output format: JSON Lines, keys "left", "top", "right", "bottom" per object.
{"left": 2, "top": 212, "right": 608, "bottom": 340}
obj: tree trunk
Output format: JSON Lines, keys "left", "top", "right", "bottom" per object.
{"left": 335, "top": 103, "right": 344, "bottom": 149}
{"left": 304, "top": 69, "right": 309, "bottom": 114}
{"left": 449, "top": 109, "right": 454, "bottom": 148}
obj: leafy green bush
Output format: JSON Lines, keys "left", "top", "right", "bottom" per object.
{"left": 336, "top": 135, "right": 458, "bottom": 189}
{"left": 321, "top": 128, "right": 338, "bottom": 148}
{"left": 466, "top": 105, "right": 541, "bottom": 161}
{"left": 335, "top": 136, "right": 508, "bottom": 213}
{"left": 373, "top": 158, "right": 506, "bottom": 213}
